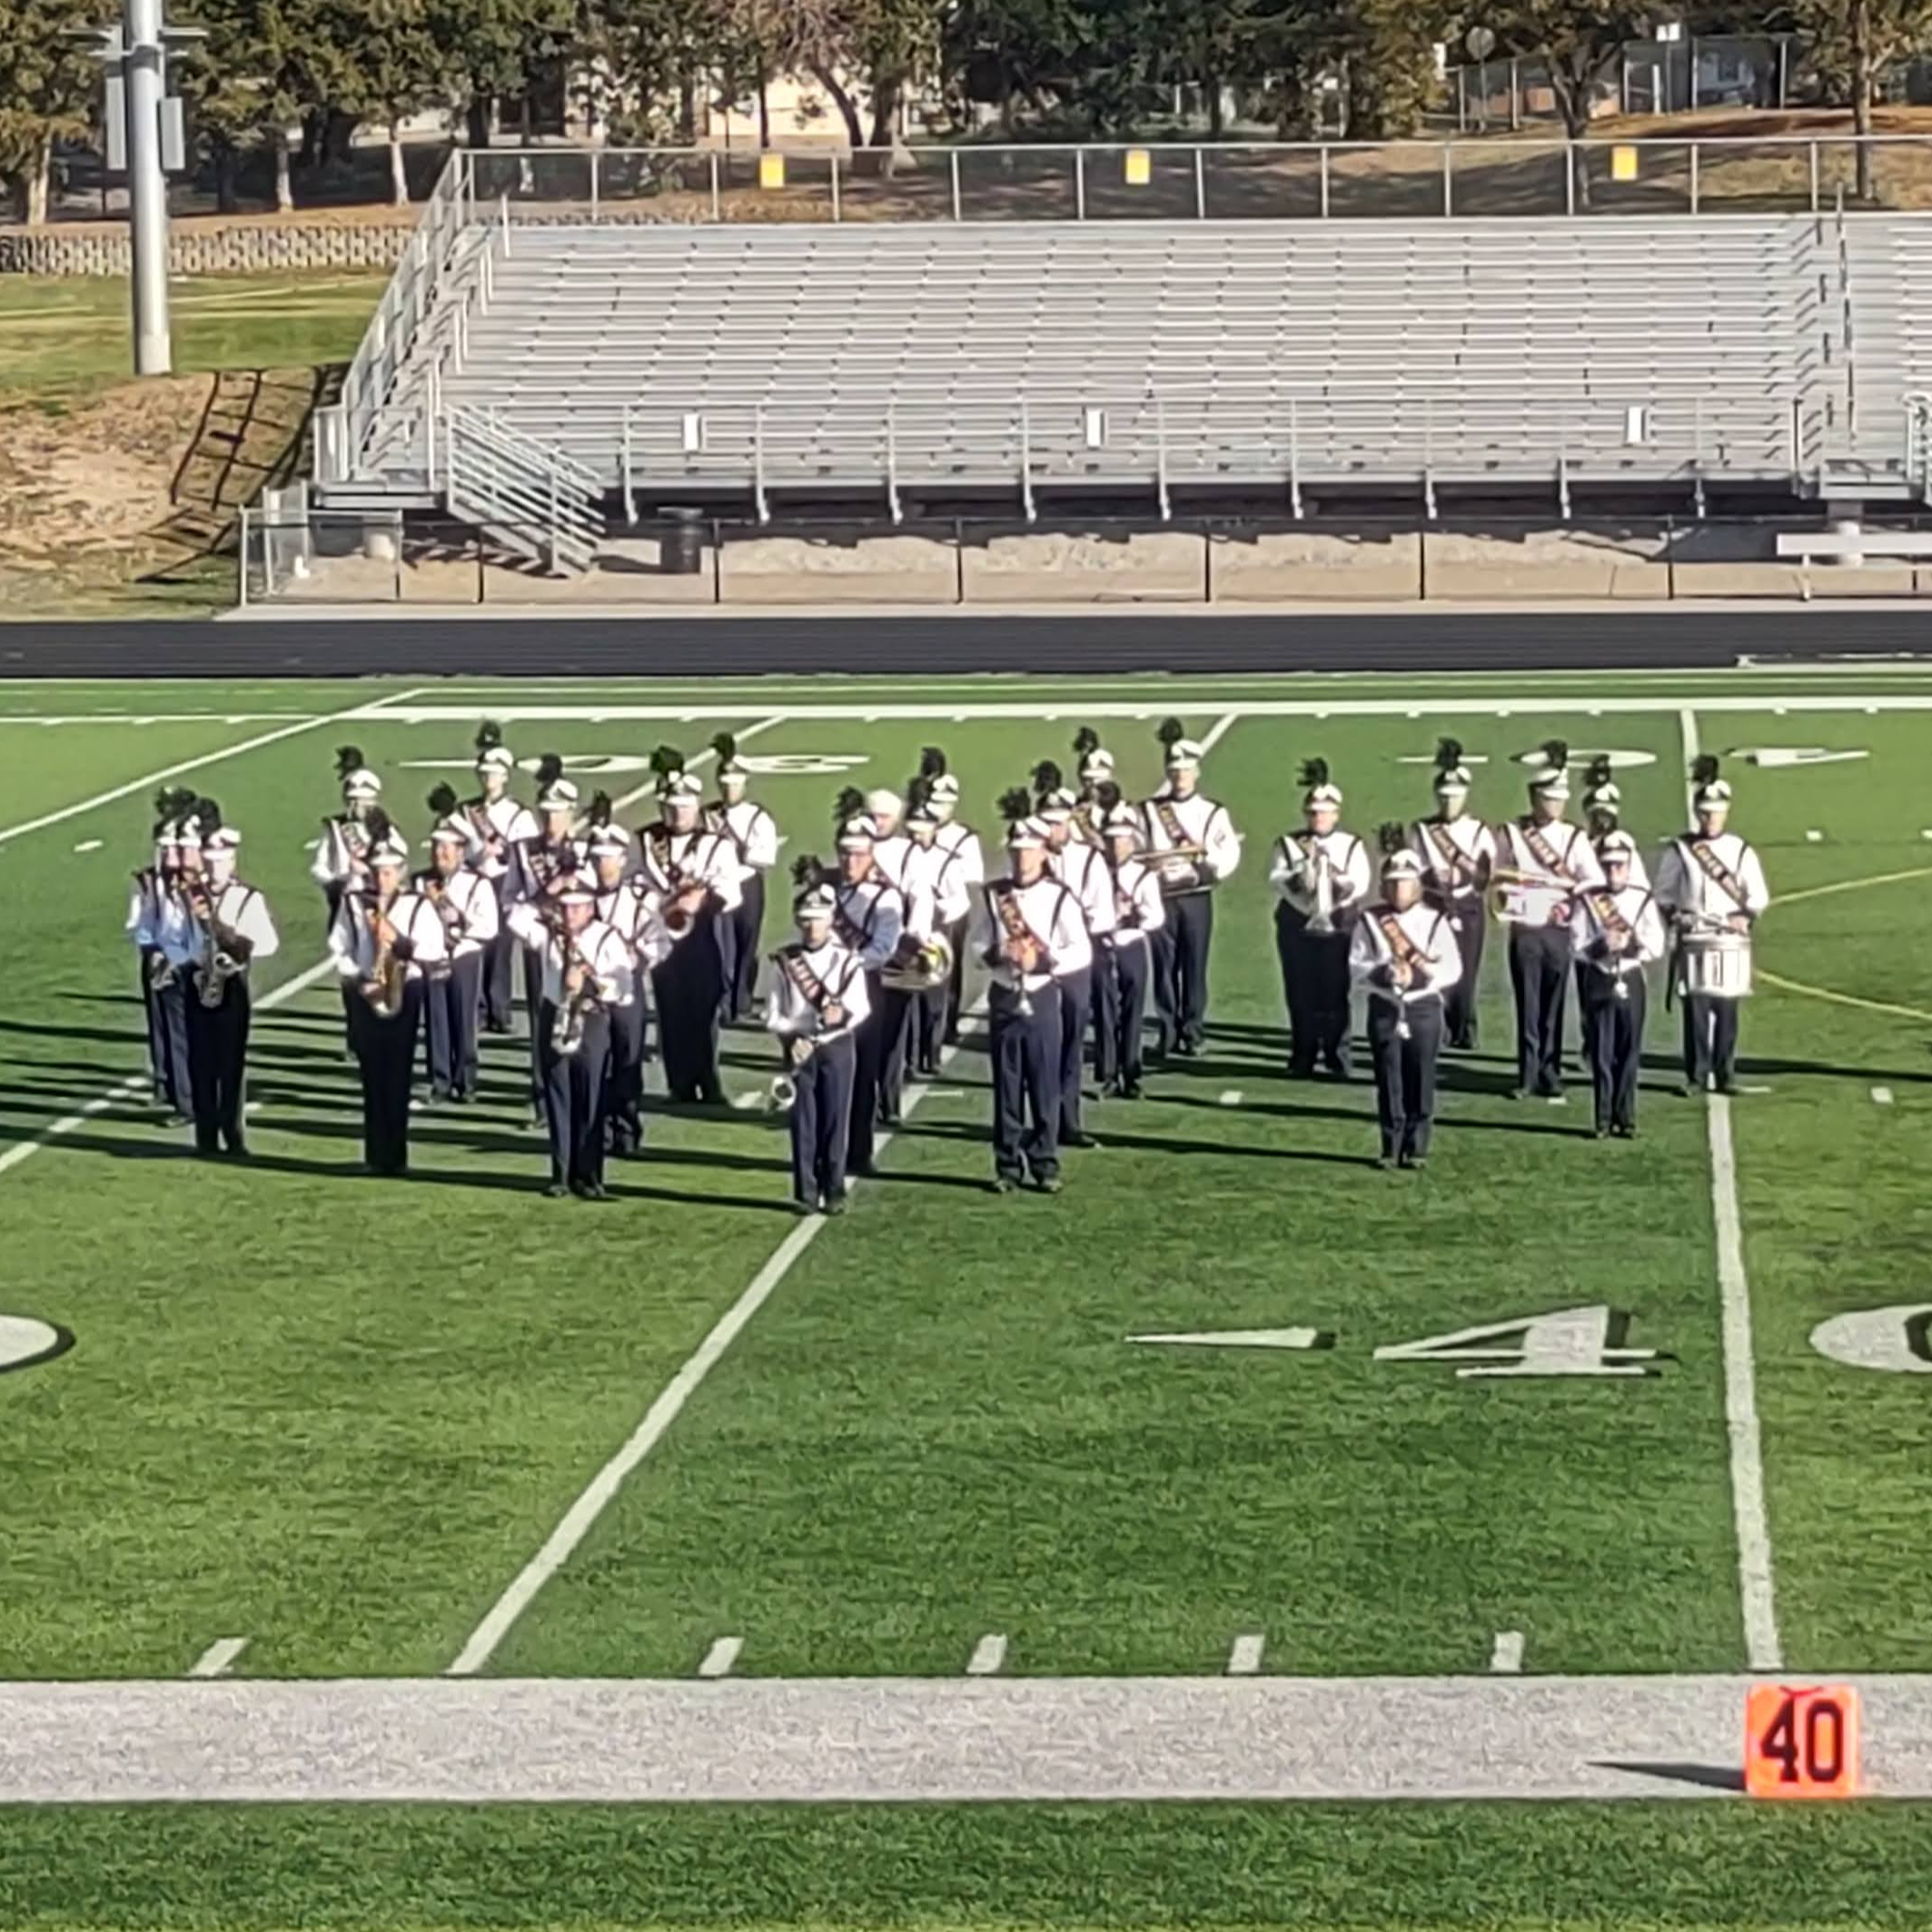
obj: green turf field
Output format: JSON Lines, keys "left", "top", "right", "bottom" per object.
{"left": 1, "top": 666, "right": 1928, "bottom": 1924}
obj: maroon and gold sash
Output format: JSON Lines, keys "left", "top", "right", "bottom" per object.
{"left": 1517, "top": 817, "right": 1578, "bottom": 883}
{"left": 780, "top": 944, "right": 836, "bottom": 1015}
{"left": 1583, "top": 887, "right": 1635, "bottom": 951}
{"left": 1423, "top": 819, "right": 1481, "bottom": 896}
{"left": 1687, "top": 838, "right": 1751, "bottom": 912}
{"left": 1376, "top": 908, "right": 1431, "bottom": 984}
{"left": 1153, "top": 799, "right": 1189, "bottom": 850}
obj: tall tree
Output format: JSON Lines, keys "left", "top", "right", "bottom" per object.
{"left": 1488, "top": 0, "right": 1650, "bottom": 204}
{"left": 1793, "top": 0, "right": 1932, "bottom": 200}
{"left": 0, "top": 0, "right": 96, "bottom": 225}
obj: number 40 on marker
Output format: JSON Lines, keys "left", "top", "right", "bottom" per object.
{"left": 1745, "top": 1684, "right": 1861, "bottom": 1799}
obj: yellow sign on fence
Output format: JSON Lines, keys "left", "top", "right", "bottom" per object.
{"left": 758, "top": 152, "right": 786, "bottom": 190}
{"left": 1125, "top": 148, "right": 1152, "bottom": 186}
{"left": 1610, "top": 144, "right": 1639, "bottom": 183}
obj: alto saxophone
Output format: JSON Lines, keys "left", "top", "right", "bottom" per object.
{"left": 191, "top": 883, "right": 245, "bottom": 1009}
{"left": 550, "top": 920, "right": 600, "bottom": 1058}
{"left": 364, "top": 897, "right": 407, "bottom": 1017}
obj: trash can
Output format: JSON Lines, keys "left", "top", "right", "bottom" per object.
{"left": 662, "top": 507, "right": 705, "bottom": 575}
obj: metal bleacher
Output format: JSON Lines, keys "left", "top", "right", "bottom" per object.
{"left": 312, "top": 153, "right": 1932, "bottom": 570}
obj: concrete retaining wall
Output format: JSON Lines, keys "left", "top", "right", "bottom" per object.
{"left": 0, "top": 218, "right": 413, "bottom": 277}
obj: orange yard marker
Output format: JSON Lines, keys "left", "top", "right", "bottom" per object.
{"left": 1745, "top": 1684, "right": 1861, "bottom": 1798}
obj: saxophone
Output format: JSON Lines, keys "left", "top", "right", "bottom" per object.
{"left": 364, "top": 896, "right": 407, "bottom": 1017}
{"left": 550, "top": 919, "right": 599, "bottom": 1058}
{"left": 191, "top": 882, "right": 245, "bottom": 1010}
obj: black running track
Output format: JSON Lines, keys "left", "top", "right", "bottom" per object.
{"left": 1, "top": 609, "right": 1927, "bottom": 679}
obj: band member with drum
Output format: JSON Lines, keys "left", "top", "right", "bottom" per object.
{"left": 767, "top": 861, "right": 870, "bottom": 1215}
{"left": 1350, "top": 827, "right": 1462, "bottom": 1171}
{"left": 1410, "top": 739, "right": 1495, "bottom": 1051}
{"left": 1073, "top": 729, "right": 1114, "bottom": 844}
{"left": 926, "top": 753, "right": 985, "bottom": 1046}
{"left": 328, "top": 817, "right": 448, "bottom": 1178}
{"left": 708, "top": 734, "right": 778, "bottom": 1024}
{"left": 465, "top": 721, "right": 538, "bottom": 1034}
{"left": 1142, "top": 719, "right": 1242, "bottom": 1058}
{"left": 510, "top": 877, "right": 632, "bottom": 1199}
{"left": 590, "top": 807, "right": 670, "bottom": 1159}
{"left": 129, "top": 788, "right": 197, "bottom": 1116}
{"left": 1571, "top": 830, "right": 1666, "bottom": 1138}
{"left": 419, "top": 786, "right": 499, "bottom": 1106}
{"left": 1495, "top": 742, "right": 1602, "bottom": 1103}
{"left": 639, "top": 748, "right": 742, "bottom": 1106}
{"left": 1042, "top": 766, "right": 1113, "bottom": 1146}
{"left": 830, "top": 802, "right": 906, "bottom": 1176}
{"left": 897, "top": 783, "right": 969, "bottom": 1076}
{"left": 1270, "top": 758, "right": 1371, "bottom": 1080}
{"left": 973, "top": 796, "right": 1090, "bottom": 1194}
{"left": 183, "top": 811, "right": 279, "bottom": 1161}
{"left": 1094, "top": 791, "right": 1164, "bottom": 1099}
{"left": 1656, "top": 755, "right": 1769, "bottom": 1096}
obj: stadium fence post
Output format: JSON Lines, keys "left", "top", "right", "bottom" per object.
{"left": 1564, "top": 144, "right": 1576, "bottom": 215}
{"left": 1194, "top": 148, "right": 1205, "bottom": 218}
{"left": 949, "top": 150, "right": 961, "bottom": 221}
{"left": 954, "top": 519, "right": 966, "bottom": 603}
{"left": 1808, "top": 142, "right": 1820, "bottom": 213}
{"left": 590, "top": 148, "right": 599, "bottom": 222}
{"left": 709, "top": 151, "right": 720, "bottom": 221}
{"left": 236, "top": 505, "right": 249, "bottom": 609}
{"left": 1689, "top": 143, "right": 1700, "bottom": 214}
{"left": 830, "top": 153, "right": 840, "bottom": 222}
{"left": 1318, "top": 146, "right": 1330, "bottom": 219}
{"left": 1075, "top": 148, "right": 1085, "bottom": 220}
{"left": 711, "top": 520, "right": 723, "bottom": 603}
{"left": 1442, "top": 142, "right": 1452, "bottom": 216}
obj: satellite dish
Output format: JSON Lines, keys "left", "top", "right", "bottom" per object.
{"left": 1465, "top": 25, "right": 1496, "bottom": 58}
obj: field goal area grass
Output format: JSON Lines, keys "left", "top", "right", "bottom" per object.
{"left": 0, "top": 666, "right": 1927, "bottom": 1714}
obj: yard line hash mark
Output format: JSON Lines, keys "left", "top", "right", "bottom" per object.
{"left": 966, "top": 1634, "right": 1007, "bottom": 1676}
{"left": 1873, "top": 1086, "right": 1896, "bottom": 1105}
{"left": 447, "top": 996, "right": 992, "bottom": 1678}
{"left": 1227, "top": 1634, "right": 1265, "bottom": 1676}
{"left": 1683, "top": 707, "right": 1782, "bottom": 1675}
{"left": 1217, "top": 1090, "right": 1243, "bottom": 1107}
{"left": 188, "top": 1638, "right": 247, "bottom": 1679}
{"left": 697, "top": 1637, "right": 742, "bottom": 1679}
{"left": 0, "top": 690, "right": 426, "bottom": 851}
{"left": 1491, "top": 1631, "right": 1525, "bottom": 1674}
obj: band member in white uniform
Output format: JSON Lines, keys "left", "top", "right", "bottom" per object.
{"left": 1042, "top": 766, "right": 1113, "bottom": 1147}
{"left": 1571, "top": 829, "right": 1666, "bottom": 1138}
{"left": 590, "top": 808, "right": 670, "bottom": 1159}
{"left": 130, "top": 788, "right": 197, "bottom": 1115}
{"left": 639, "top": 749, "right": 742, "bottom": 1106}
{"left": 328, "top": 818, "right": 448, "bottom": 1177}
{"left": 926, "top": 754, "right": 985, "bottom": 1045}
{"left": 1496, "top": 743, "right": 1603, "bottom": 1103}
{"left": 897, "top": 783, "right": 970, "bottom": 1076}
{"left": 314, "top": 747, "right": 383, "bottom": 1047}
{"left": 510, "top": 877, "right": 633, "bottom": 1199}
{"left": 464, "top": 721, "right": 538, "bottom": 1034}
{"left": 973, "top": 797, "right": 1090, "bottom": 1194}
{"left": 831, "top": 807, "right": 906, "bottom": 1176}
{"left": 1072, "top": 729, "right": 1114, "bottom": 846}
{"left": 1656, "top": 755, "right": 1770, "bottom": 1096}
{"left": 1094, "top": 790, "right": 1164, "bottom": 1099}
{"left": 1142, "top": 719, "right": 1242, "bottom": 1057}
{"left": 767, "top": 863, "right": 870, "bottom": 1215}
{"left": 1351, "top": 828, "right": 1463, "bottom": 1171}
{"left": 1580, "top": 757, "right": 1650, "bottom": 886}
{"left": 1410, "top": 739, "right": 1496, "bottom": 1052}
{"left": 508, "top": 757, "right": 585, "bottom": 1118}
{"left": 1270, "top": 758, "right": 1372, "bottom": 1080}
{"left": 151, "top": 804, "right": 213, "bottom": 1124}
{"left": 183, "top": 812, "right": 279, "bottom": 1160}
{"left": 418, "top": 786, "right": 499, "bottom": 1106}
{"left": 708, "top": 733, "right": 779, "bottom": 1023}
{"left": 863, "top": 786, "right": 912, "bottom": 893}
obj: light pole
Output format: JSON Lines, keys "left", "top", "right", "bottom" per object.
{"left": 82, "top": 0, "right": 203, "bottom": 375}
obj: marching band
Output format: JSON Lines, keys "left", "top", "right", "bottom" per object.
{"left": 122, "top": 717, "right": 1773, "bottom": 1198}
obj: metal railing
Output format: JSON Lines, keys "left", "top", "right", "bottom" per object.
{"left": 1908, "top": 396, "right": 1932, "bottom": 503}
{"left": 461, "top": 136, "right": 1932, "bottom": 228}
{"left": 442, "top": 406, "right": 604, "bottom": 574}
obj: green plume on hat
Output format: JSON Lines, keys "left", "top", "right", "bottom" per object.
{"left": 1156, "top": 717, "right": 1186, "bottom": 748}
{"left": 474, "top": 718, "right": 504, "bottom": 755}
{"left": 997, "top": 786, "right": 1033, "bottom": 825}
{"left": 1434, "top": 737, "right": 1463, "bottom": 771}
{"left": 1539, "top": 738, "right": 1570, "bottom": 772}
{"left": 1377, "top": 820, "right": 1408, "bottom": 856}
{"left": 427, "top": 782, "right": 459, "bottom": 817}
{"left": 333, "top": 745, "right": 365, "bottom": 779}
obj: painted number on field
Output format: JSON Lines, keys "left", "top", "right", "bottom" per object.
{"left": 1809, "top": 1304, "right": 1932, "bottom": 1374}
{"left": 0, "top": 1314, "right": 74, "bottom": 1375}
{"left": 400, "top": 753, "right": 869, "bottom": 778}
{"left": 1373, "top": 1305, "right": 1660, "bottom": 1379}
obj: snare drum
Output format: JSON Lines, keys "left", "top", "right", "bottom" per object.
{"left": 1681, "top": 927, "right": 1753, "bottom": 999}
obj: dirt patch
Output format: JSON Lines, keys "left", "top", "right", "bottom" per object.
{"left": 0, "top": 366, "right": 320, "bottom": 607}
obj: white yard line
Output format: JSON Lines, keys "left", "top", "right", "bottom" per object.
{"left": 1197, "top": 711, "right": 1243, "bottom": 757}
{"left": 1491, "top": 1630, "right": 1525, "bottom": 1674}
{"left": 0, "top": 689, "right": 423, "bottom": 850}
{"left": 1681, "top": 706, "right": 1783, "bottom": 1676}
{"left": 697, "top": 1637, "right": 742, "bottom": 1679}
{"left": 0, "top": 958, "right": 336, "bottom": 1185}
{"left": 355, "top": 694, "right": 1932, "bottom": 726}
{"left": 187, "top": 1638, "right": 248, "bottom": 1679}
{"left": 1227, "top": 1633, "right": 1265, "bottom": 1675}
{"left": 966, "top": 1634, "right": 1007, "bottom": 1676}
{"left": 0, "top": 714, "right": 315, "bottom": 728}
{"left": 446, "top": 999, "right": 990, "bottom": 1678}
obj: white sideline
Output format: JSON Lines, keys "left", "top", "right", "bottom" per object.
{"left": 0, "top": 690, "right": 422, "bottom": 850}
{"left": 1681, "top": 707, "right": 1783, "bottom": 1673}
{"left": 447, "top": 1001, "right": 991, "bottom": 1678}
{"left": 0, "top": 958, "right": 337, "bottom": 1184}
